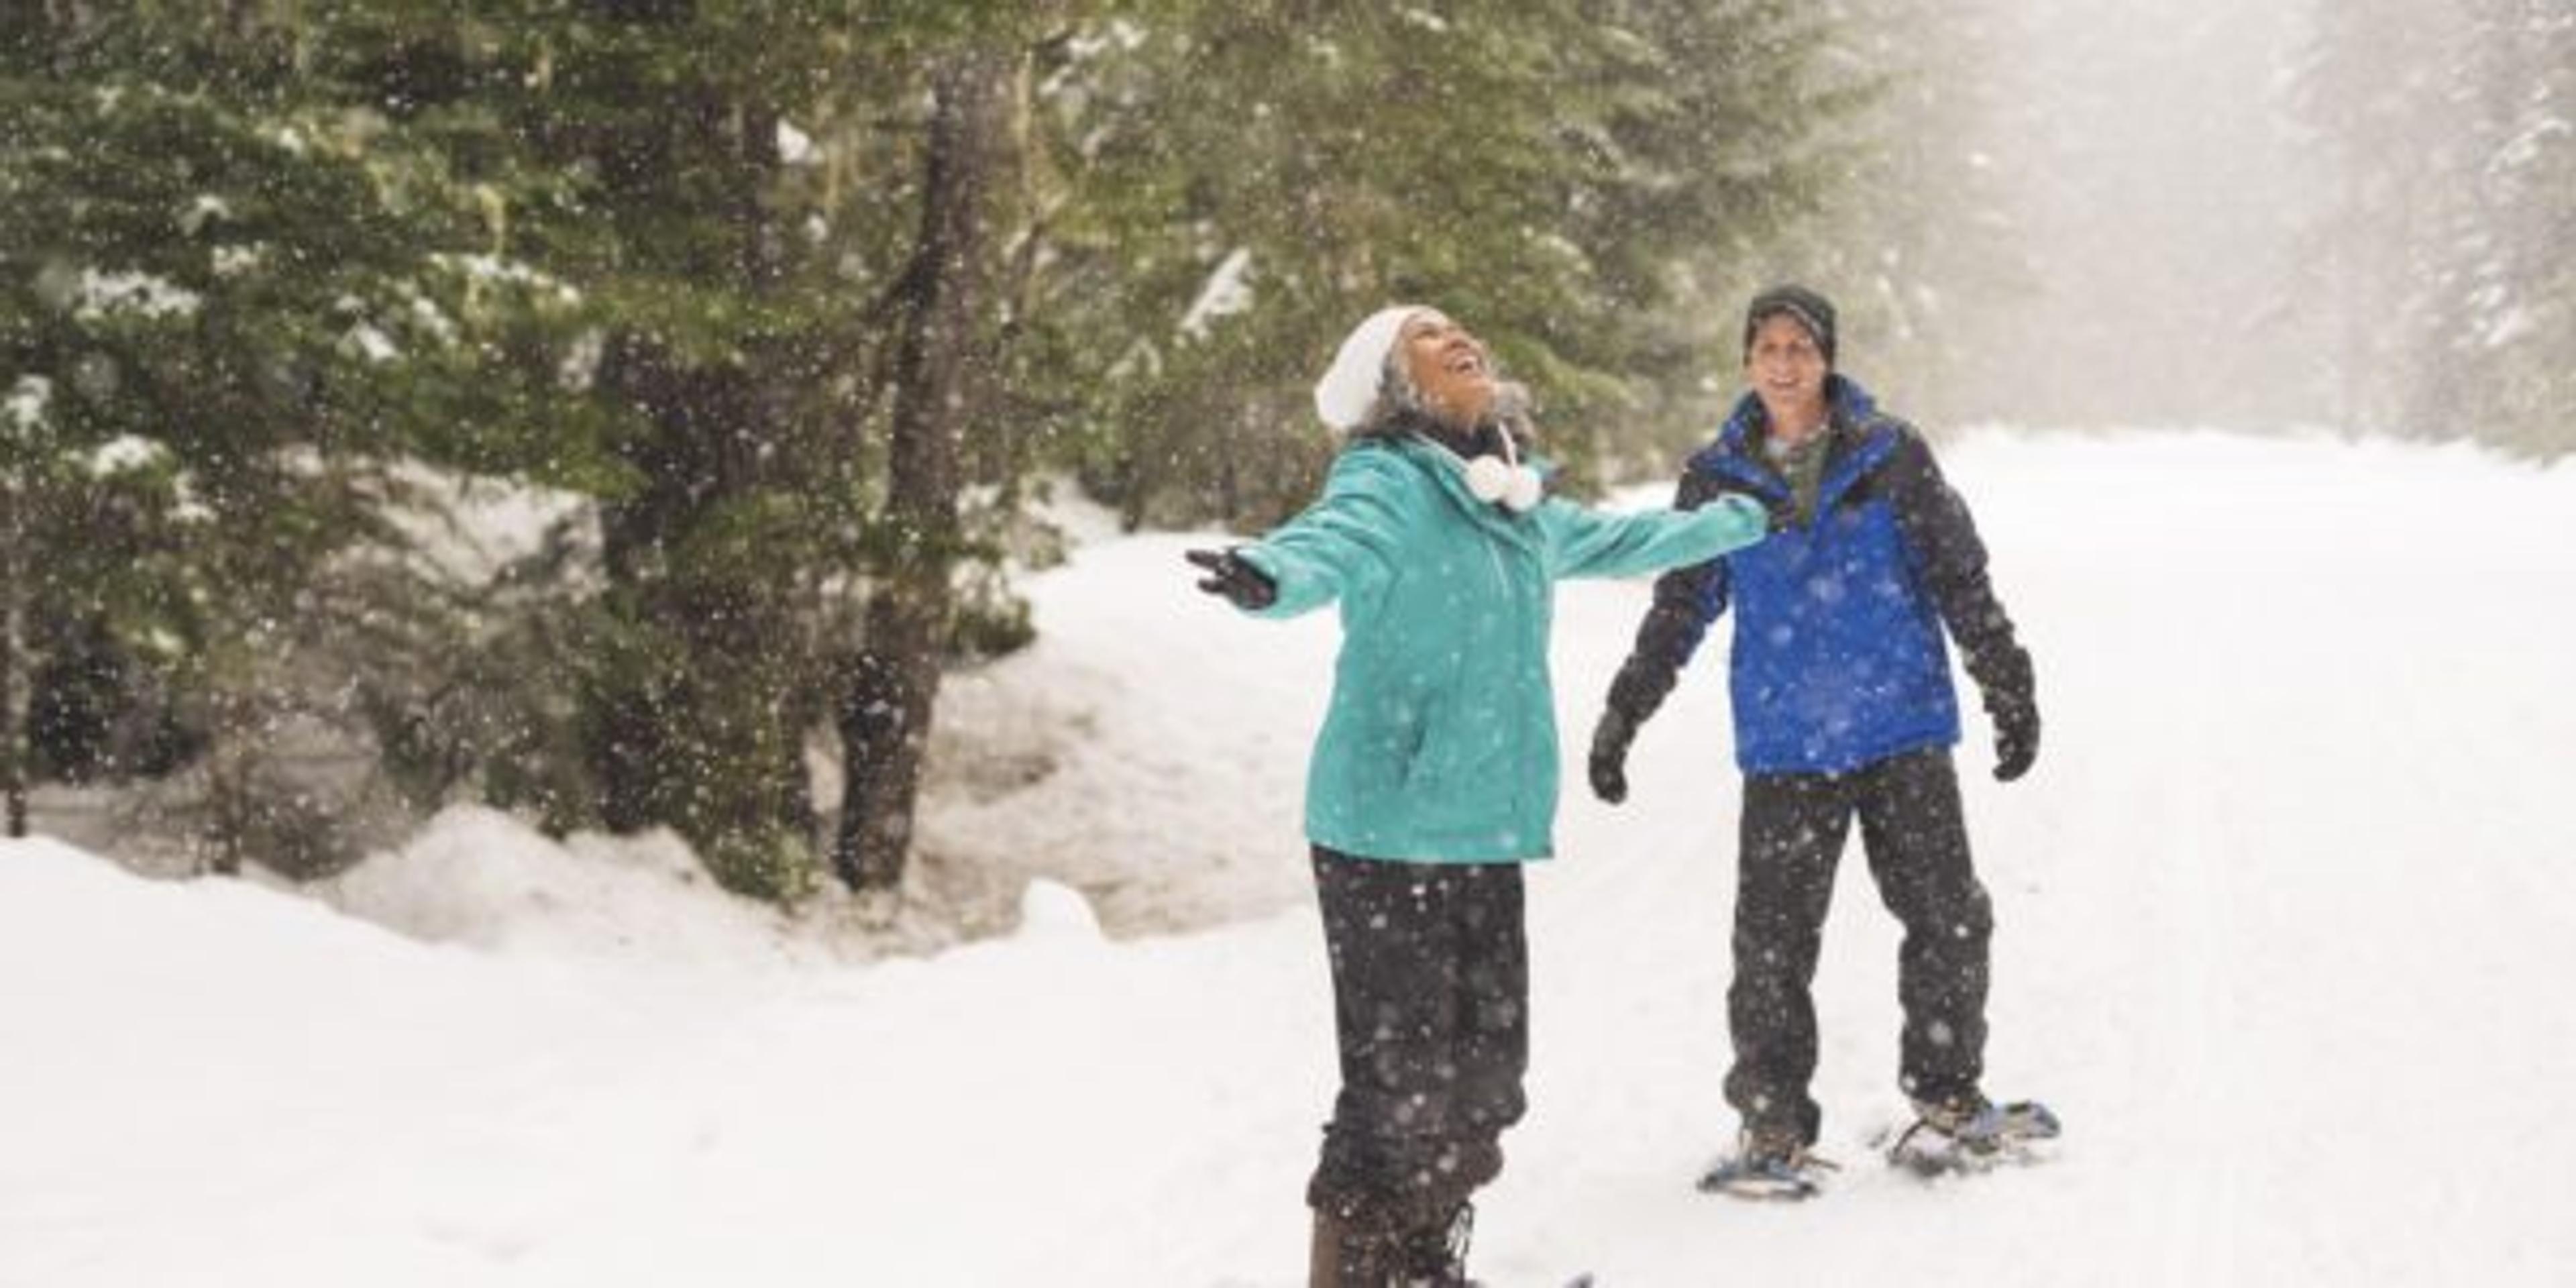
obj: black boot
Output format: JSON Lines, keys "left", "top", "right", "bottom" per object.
{"left": 1309, "top": 1208, "right": 1395, "bottom": 1288}
{"left": 1391, "top": 1201, "right": 1479, "bottom": 1287}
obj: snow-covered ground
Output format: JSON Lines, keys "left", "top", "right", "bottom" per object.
{"left": 7, "top": 431, "right": 2575, "bottom": 1286}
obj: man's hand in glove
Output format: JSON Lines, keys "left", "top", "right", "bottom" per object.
{"left": 1989, "top": 692, "right": 2040, "bottom": 782}
{"left": 1184, "top": 547, "right": 1277, "bottom": 611}
{"left": 1589, "top": 707, "right": 1638, "bottom": 804}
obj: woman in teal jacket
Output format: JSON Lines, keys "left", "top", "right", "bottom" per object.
{"left": 1187, "top": 305, "right": 1770, "bottom": 1285}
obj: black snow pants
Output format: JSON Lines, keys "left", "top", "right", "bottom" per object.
{"left": 1724, "top": 746, "right": 1992, "bottom": 1144}
{"left": 1307, "top": 847, "right": 1529, "bottom": 1234}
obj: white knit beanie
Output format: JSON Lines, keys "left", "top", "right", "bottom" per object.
{"left": 1312, "top": 305, "right": 1424, "bottom": 431}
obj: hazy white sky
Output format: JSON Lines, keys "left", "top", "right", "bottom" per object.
{"left": 1980, "top": 0, "right": 2322, "bottom": 428}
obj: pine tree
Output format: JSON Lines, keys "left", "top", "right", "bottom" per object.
{"left": 1745, "top": 0, "right": 2036, "bottom": 431}
{"left": 2290, "top": 0, "right": 2572, "bottom": 456}
{"left": 6, "top": 1, "right": 1915, "bottom": 909}
{"left": 0, "top": 4, "right": 590, "bottom": 867}
{"left": 400, "top": 5, "right": 1065, "bottom": 902}
{"left": 1022, "top": 1, "right": 1874, "bottom": 521}
{"left": 2452, "top": 0, "right": 2575, "bottom": 456}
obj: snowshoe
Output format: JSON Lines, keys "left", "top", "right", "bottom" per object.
{"left": 1696, "top": 1128, "right": 1839, "bottom": 1201}
{"left": 1882, "top": 1097, "right": 2061, "bottom": 1177}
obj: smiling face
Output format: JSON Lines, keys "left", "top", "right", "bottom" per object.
{"left": 1744, "top": 313, "right": 1829, "bottom": 439}
{"left": 1395, "top": 310, "right": 1497, "bottom": 429}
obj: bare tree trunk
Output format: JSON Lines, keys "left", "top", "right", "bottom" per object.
{"left": 203, "top": 686, "right": 252, "bottom": 875}
{"left": 1, "top": 523, "right": 23, "bottom": 839}
{"left": 0, "top": 473, "right": 26, "bottom": 839}
{"left": 833, "top": 46, "right": 1015, "bottom": 896}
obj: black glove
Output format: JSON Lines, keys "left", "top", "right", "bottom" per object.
{"left": 1588, "top": 706, "right": 1638, "bottom": 804}
{"left": 1988, "top": 690, "right": 2040, "bottom": 782}
{"left": 1184, "top": 547, "right": 1276, "bottom": 610}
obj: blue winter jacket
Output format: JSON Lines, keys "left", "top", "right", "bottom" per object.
{"left": 1606, "top": 376, "right": 2033, "bottom": 775}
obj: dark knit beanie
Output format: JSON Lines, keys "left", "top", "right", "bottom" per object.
{"left": 1743, "top": 284, "right": 1837, "bottom": 368}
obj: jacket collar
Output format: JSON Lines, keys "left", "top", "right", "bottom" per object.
{"left": 1373, "top": 433, "right": 1551, "bottom": 554}
{"left": 1690, "top": 374, "right": 1894, "bottom": 510}
{"left": 1709, "top": 373, "right": 1876, "bottom": 456}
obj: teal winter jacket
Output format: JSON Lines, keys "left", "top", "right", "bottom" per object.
{"left": 1235, "top": 433, "right": 1769, "bottom": 863}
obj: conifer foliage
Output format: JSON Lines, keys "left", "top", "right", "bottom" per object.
{"left": 3, "top": 3, "right": 1877, "bottom": 904}
{"left": 2292, "top": 0, "right": 2576, "bottom": 458}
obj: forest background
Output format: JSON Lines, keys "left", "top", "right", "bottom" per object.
{"left": 3, "top": 0, "right": 2565, "bottom": 910}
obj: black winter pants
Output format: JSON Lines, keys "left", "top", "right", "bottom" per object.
{"left": 1724, "top": 747, "right": 1992, "bottom": 1144}
{"left": 1307, "top": 847, "right": 1529, "bottom": 1232}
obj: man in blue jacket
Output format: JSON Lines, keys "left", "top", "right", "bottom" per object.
{"left": 1588, "top": 285, "right": 2042, "bottom": 1192}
